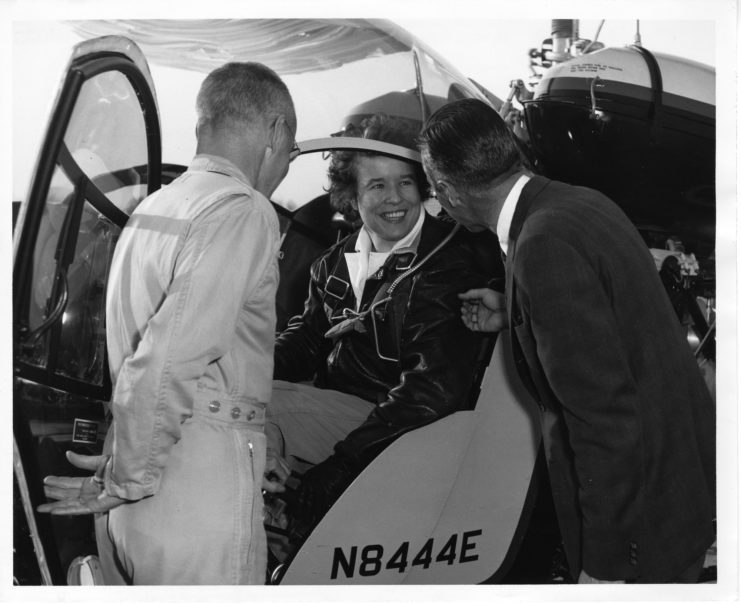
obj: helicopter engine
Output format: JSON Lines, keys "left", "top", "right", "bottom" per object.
{"left": 515, "top": 20, "right": 716, "bottom": 385}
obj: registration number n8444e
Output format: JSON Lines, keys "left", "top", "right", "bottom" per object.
{"left": 330, "top": 529, "right": 483, "bottom": 580}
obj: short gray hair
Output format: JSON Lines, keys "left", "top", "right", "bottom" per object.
{"left": 196, "top": 62, "right": 295, "bottom": 132}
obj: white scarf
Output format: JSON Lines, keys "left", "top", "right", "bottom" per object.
{"left": 344, "top": 210, "right": 426, "bottom": 310}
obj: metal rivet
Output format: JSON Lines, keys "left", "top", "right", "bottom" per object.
{"left": 208, "top": 400, "right": 221, "bottom": 413}
{"left": 247, "top": 410, "right": 256, "bottom": 420}
{"left": 231, "top": 407, "right": 241, "bottom": 419}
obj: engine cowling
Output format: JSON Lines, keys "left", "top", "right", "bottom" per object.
{"left": 522, "top": 45, "right": 715, "bottom": 258}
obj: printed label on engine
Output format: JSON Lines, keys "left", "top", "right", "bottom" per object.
{"left": 568, "top": 62, "right": 624, "bottom": 73}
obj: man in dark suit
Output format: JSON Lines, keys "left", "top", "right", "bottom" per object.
{"left": 418, "top": 98, "right": 715, "bottom": 583}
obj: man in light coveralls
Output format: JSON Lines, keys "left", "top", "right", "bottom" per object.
{"left": 39, "top": 62, "right": 297, "bottom": 585}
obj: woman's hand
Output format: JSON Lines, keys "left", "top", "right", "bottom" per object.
{"left": 263, "top": 448, "right": 291, "bottom": 493}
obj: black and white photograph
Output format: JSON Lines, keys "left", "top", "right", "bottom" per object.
{"left": 2, "top": 0, "right": 737, "bottom": 602}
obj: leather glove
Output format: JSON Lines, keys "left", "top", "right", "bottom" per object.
{"left": 290, "top": 454, "right": 355, "bottom": 536}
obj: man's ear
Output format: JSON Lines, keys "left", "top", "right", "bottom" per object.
{"left": 265, "top": 122, "right": 277, "bottom": 157}
{"left": 261, "top": 116, "right": 281, "bottom": 160}
{"left": 436, "top": 179, "right": 463, "bottom": 207}
{"left": 271, "top": 114, "right": 291, "bottom": 150}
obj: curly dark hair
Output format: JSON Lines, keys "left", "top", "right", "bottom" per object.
{"left": 327, "top": 114, "right": 431, "bottom": 222}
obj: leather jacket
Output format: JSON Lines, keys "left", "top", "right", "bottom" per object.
{"left": 274, "top": 213, "right": 489, "bottom": 470}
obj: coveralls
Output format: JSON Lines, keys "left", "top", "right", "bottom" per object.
{"left": 96, "top": 155, "right": 280, "bottom": 585}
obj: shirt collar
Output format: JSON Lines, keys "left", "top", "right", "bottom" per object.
{"left": 354, "top": 207, "right": 426, "bottom": 254}
{"left": 496, "top": 174, "right": 531, "bottom": 255}
{"left": 189, "top": 154, "right": 252, "bottom": 188}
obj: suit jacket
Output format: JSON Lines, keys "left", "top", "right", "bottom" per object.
{"left": 505, "top": 175, "right": 715, "bottom": 581}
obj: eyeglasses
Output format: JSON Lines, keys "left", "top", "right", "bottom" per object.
{"left": 281, "top": 119, "right": 300, "bottom": 163}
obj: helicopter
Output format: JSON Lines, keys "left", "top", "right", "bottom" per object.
{"left": 11, "top": 17, "right": 717, "bottom": 586}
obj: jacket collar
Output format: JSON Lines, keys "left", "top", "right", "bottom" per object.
{"left": 503, "top": 175, "right": 552, "bottom": 405}
{"left": 341, "top": 211, "right": 454, "bottom": 261}
{"left": 329, "top": 212, "right": 457, "bottom": 307}
{"left": 189, "top": 154, "right": 252, "bottom": 188}
{"left": 505, "top": 175, "right": 552, "bottom": 320}
{"left": 417, "top": 212, "right": 457, "bottom": 256}
{"left": 497, "top": 174, "right": 531, "bottom": 255}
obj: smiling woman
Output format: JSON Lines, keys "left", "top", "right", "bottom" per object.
{"left": 352, "top": 155, "right": 423, "bottom": 252}
{"left": 325, "top": 114, "right": 427, "bottom": 251}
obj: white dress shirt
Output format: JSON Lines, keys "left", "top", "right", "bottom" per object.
{"left": 496, "top": 174, "right": 531, "bottom": 256}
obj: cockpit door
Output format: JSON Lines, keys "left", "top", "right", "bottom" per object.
{"left": 12, "top": 35, "right": 161, "bottom": 585}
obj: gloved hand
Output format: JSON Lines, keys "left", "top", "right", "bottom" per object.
{"left": 263, "top": 448, "right": 291, "bottom": 494}
{"left": 290, "top": 454, "right": 355, "bottom": 537}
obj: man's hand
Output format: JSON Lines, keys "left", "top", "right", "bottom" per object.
{"left": 263, "top": 449, "right": 290, "bottom": 494}
{"left": 458, "top": 288, "right": 508, "bottom": 332}
{"left": 37, "top": 451, "right": 126, "bottom": 516}
{"left": 578, "top": 570, "right": 625, "bottom": 584}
